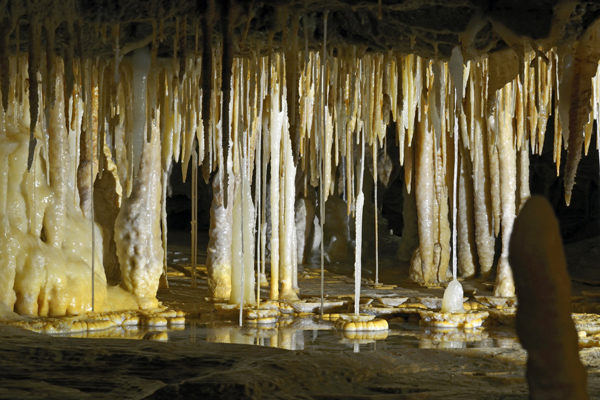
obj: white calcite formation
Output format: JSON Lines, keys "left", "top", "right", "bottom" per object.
{"left": 441, "top": 279, "right": 465, "bottom": 314}
{"left": 0, "top": 58, "right": 138, "bottom": 317}
{"left": 419, "top": 310, "right": 489, "bottom": 329}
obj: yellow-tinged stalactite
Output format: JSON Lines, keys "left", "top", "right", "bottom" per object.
{"left": 584, "top": 117, "right": 594, "bottom": 156}
{"left": 517, "top": 138, "right": 531, "bottom": 212}
{"left": 515, "top": 75, "right": 525, "bottom": 149}
{"left": 554, "top": 50, "right": 563, "bottom": 176}
{"left": 536, "top": 49, "right": 553, "bottom": 155}
{"left": 403, "top": 54, "right": 417, "bottom": 145}
{"left": 565, "top": 19, "right": 600, "bottom": 206}
{"left": 526, "top": 49, "right": 539, "bottom": 154}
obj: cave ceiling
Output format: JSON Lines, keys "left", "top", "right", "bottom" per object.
{"left": 3, "top": 0, "right": 600, "bottom": 60}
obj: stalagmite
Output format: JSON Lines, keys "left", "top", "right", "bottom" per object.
{"left": 510, "top": 196, "right": 588, "bottom": 400}
{"left": 441, "top": 279, "right": 465, "bottom": 314}
{"left": 229, "top": 166, "right": 256, "bottom": 306}
{"left": 114, "top": 110, "right": 164, "bottom": 309}
{"left": 207, "top": 175, "right": 233, "bottom": 300}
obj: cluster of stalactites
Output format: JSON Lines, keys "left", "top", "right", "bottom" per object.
{"left": 203, "top": 40, "right": 600, "bottom": 298}
{"left": 4, "top": 22, "right": 600, "bottom": 304}
{"left": 291, "top": 42, "right": 600, "bottom": 296}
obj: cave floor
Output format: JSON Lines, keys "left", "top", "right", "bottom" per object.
{"left": 3, "top": 235, "right": 600, "bottom": 399}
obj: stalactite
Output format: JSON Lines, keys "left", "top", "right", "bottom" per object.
{"left": 202, "top": 0, "right": 216, "bottom": 182}
{"left": 0, "top": 16, "right": 13, "bottom": 112}
{"left": 44, "top": 22, "right": 56, "bottom": 111}
{"left": 221, "top": 0, "right": 234, "bottom": 206}
{"left": 77, "top": 61, "right": 98, "bottom": 218}
{"left": 457, "top": 144, "right": 477, "bottom": 278}
{"left": 564, "top": 20, "right": 600, "bottom": 206}
{"left": 27, "top": 12, "right": 40, "bottom": 171}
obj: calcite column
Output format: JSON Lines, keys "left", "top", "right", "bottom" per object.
{"left": 494, "top": 84, "right": 516, "bottom": 298}
{"left": 410, "top": 104, "right": 435, "bottom": 283}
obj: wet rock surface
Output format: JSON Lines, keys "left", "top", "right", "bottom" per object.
{"left": 0, "top": 323, "right": 531, "bottom": 399}
{"left": 2, "top": 254, "right": 600, "bottom": 399}
{"left": 2, "top": 319, "right": 600, "bottom": 399}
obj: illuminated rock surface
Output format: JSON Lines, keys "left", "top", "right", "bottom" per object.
{"left": 3, "top": 1, "right": 600, "bottom": 399}
{"left": 4, "top": 0, "right": 600, "bottom": 314}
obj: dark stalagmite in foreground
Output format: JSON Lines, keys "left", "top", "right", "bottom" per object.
{"left": 510, "top": 196, "right": 588, "bottom": 400}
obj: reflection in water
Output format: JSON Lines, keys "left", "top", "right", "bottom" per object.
{"left": 47, "top": 316, "right": 520, "bottom": 351}
{"left": 164, "top": 319, "right": 520, "bottom": 352}
{"left": 50, "top": 323, "right": 185, "bottom": 341}
{"left": 163, "top": 242, "right": 521, "bottom": 351}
